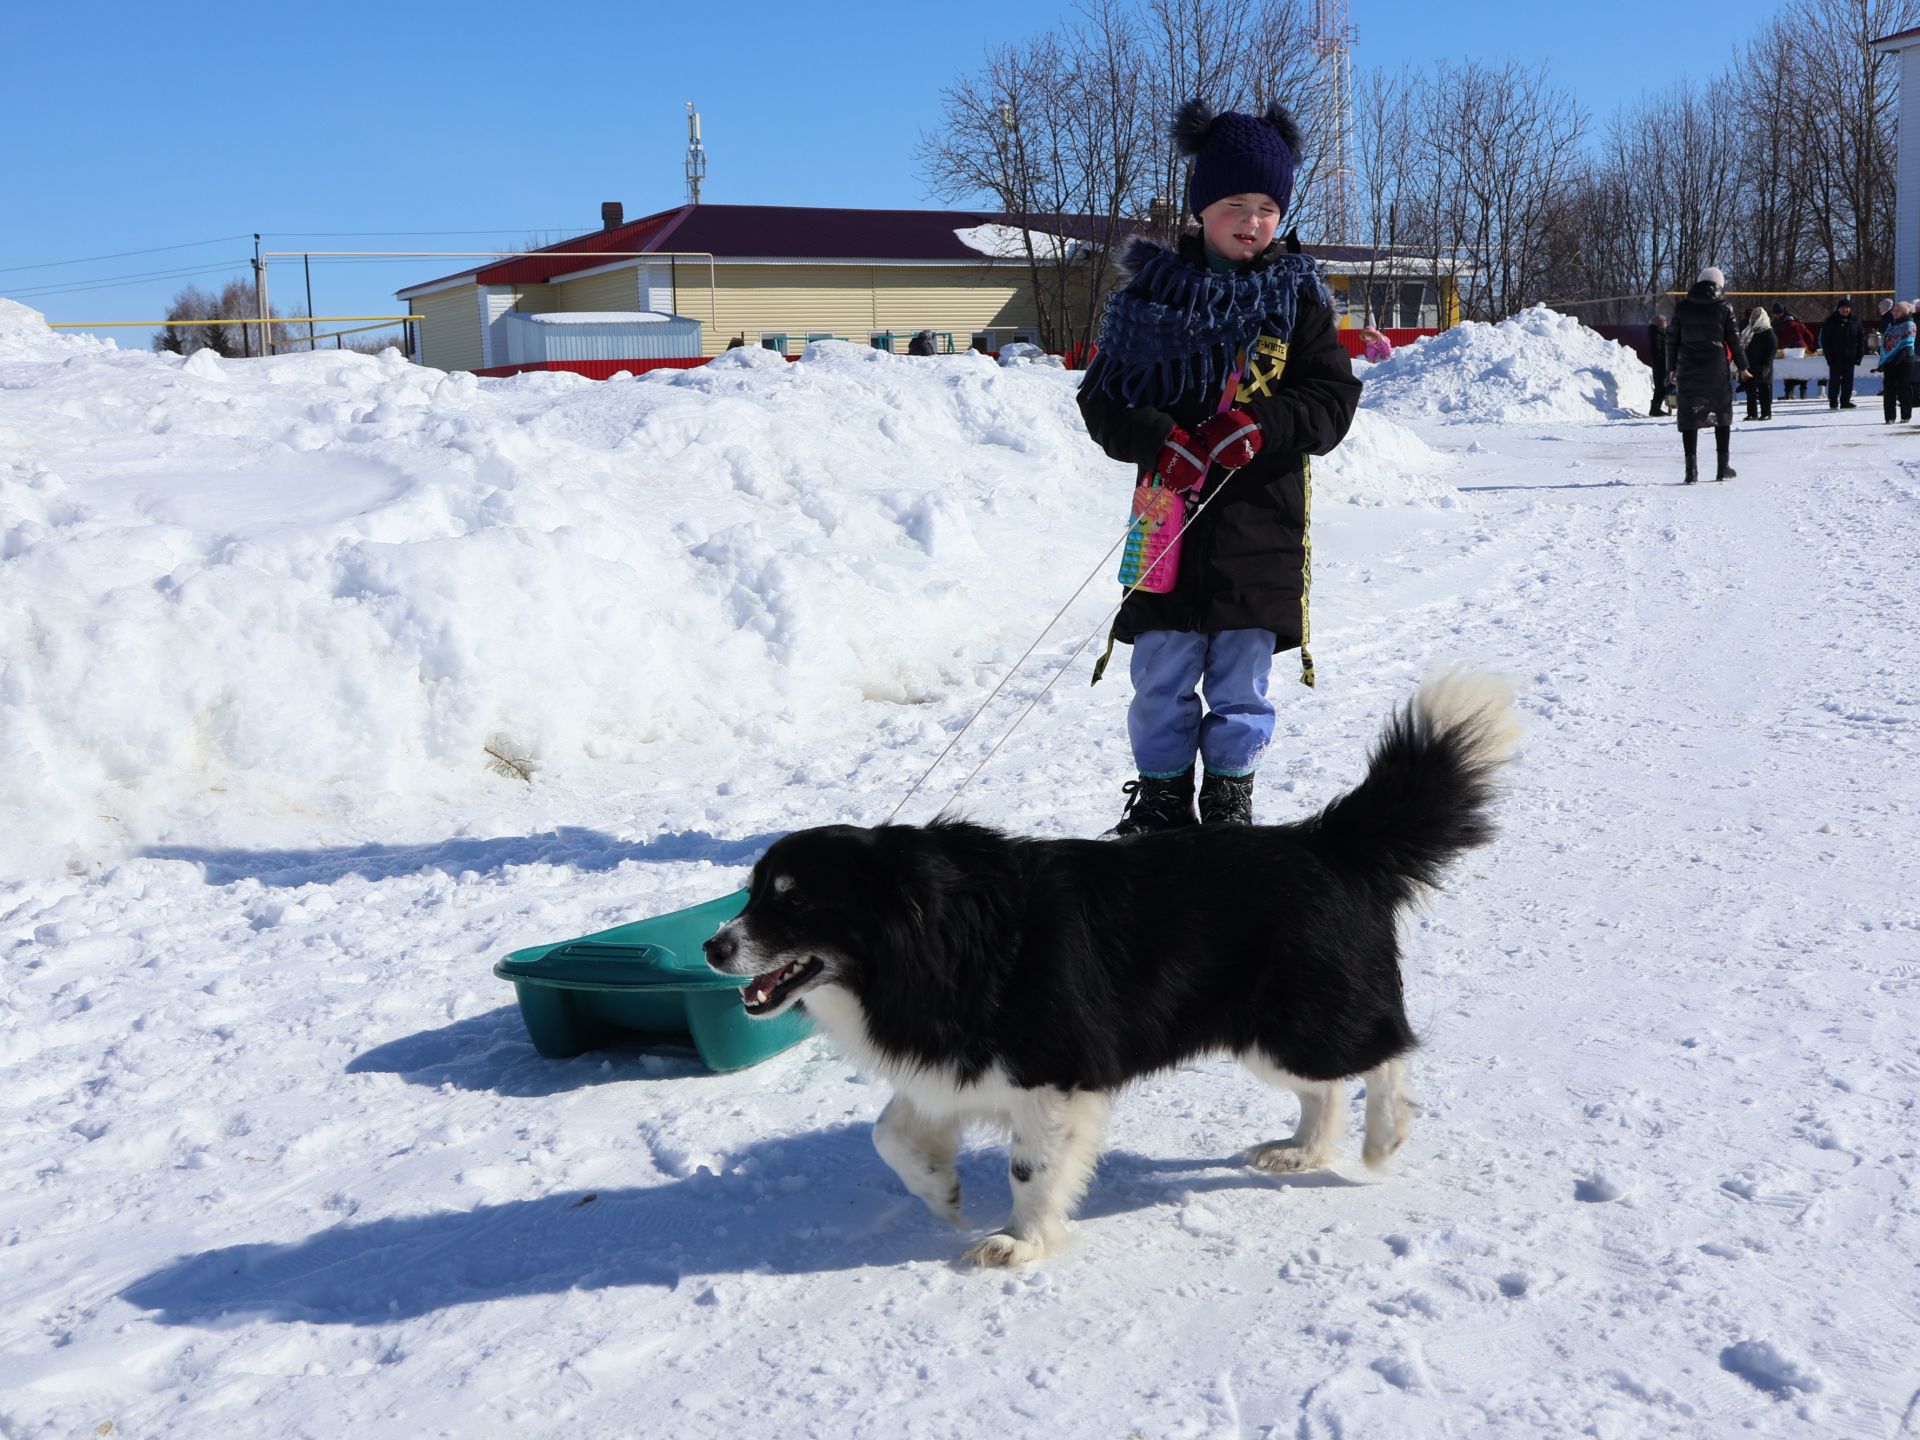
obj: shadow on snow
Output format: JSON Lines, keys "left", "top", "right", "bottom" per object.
{"left": 346, "top": 1005, "right": 724, "bottom": 1096}
{"left": 140, "top": 826, "right": 785, "bottom": 887}
{"left": 120, "top": 1125, "right": 1364, "bottom": 1326}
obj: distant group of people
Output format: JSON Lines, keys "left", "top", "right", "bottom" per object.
{"left": 1649, "top": 271, "right": 1920, "bottom": 483}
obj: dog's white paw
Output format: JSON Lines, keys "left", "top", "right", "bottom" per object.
{"left": 964, "top": 1230, "right": 1052, "bottom": 1268}
{"left": 1248, "top": 1141, "right": 1334, "bottom": 1174}
{"left": 1362, "top": 1114, "right": 1410, "bottom": 1169}
{"left": 1362, "top": 1089, "right": 1416, "bottom": 1170}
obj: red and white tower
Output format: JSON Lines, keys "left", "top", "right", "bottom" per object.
{"left": 1313, "top": 0, "right": 1357, "bottom": 243}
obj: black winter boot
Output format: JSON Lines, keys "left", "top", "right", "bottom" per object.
{"left": 1682, "top": 431, "right": 1699, "bottom": 484}
{"left": 1198, "top": 771, "right": 1256, "bottom": 825}
{"left": 1107, "top": 770, "right": 1196, "bottom": 837}
{"left": 1714, "top": 425, "right": 1735, "bottom": 481}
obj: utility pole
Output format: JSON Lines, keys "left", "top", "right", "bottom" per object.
{"left": 252, "top": 233, "right": 272, "bottom": 358}
{"left": 304, "top": 253, "right": 318, "bottom": 352}
{"left": 685, "top": 102, "right": 707, "bottom": 204}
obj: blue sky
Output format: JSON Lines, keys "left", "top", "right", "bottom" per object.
{"left": 5, "top": 0, "right": 1747, "bottom": 347}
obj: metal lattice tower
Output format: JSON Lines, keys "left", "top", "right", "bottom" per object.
{"left": 685, "top": 102, "right": 708, "bottom": 205}
{"left": 1313, "top": 0, "right": 1357, "bottom": 243}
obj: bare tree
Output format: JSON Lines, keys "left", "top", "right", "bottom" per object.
{"left": 1056, "top": 0, "right": 1158, "bottom": 344}
{"left": 1726, "top": 19, "right": 1820, "bottom": 297}
{"left": 152, "top": 278, "right": 303, "bottom": 358}
{"left": 1431, "top": 60, "right": 1589, "bottom": 320}
{"left": 1353, "top": 64, "right": 1424, "bottom": 324}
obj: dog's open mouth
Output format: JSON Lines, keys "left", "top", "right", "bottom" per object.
{"left": 740, "top": 957, "right": 823, "bottom": 1015}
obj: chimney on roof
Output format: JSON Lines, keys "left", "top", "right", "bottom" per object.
{"left": 602, "top": 201, "right": 624, "bottom": 230}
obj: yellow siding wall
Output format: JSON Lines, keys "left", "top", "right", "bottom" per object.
{"left": 1322, "top": 272, "right": 1459, "bottom": 329}
{"left": 672, "top": 263, "right": 1044, "bottom": 354}
{"left": 547, "top": 270, "right": 640, "bottom": 312}
{"left": 413, "top": 285, "right": 481, "bottom": 371}
{"left": 411, "top": 264, "right": 1090, "bottom": 366}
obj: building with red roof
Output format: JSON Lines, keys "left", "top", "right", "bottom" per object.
{"left": 395, "top": 201, "right": 1459, "bottom": 374}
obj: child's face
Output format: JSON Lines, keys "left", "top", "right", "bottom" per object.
{"left": 1199, "top": 194, "right": 1282, "bottom": 262}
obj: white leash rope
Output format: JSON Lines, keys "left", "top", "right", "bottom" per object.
{"left": 881, "top": 530, "right": 1126, "bottom": 825}
{"left": 883, "top": 470, "right": 1243, "bottom": 826}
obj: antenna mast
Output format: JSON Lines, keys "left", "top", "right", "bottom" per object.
{"left": 685, "top": 102, "right": 708, "bottom": 205}
{"left": 1312, "top": 0, "right": 1357, "bottom": 243}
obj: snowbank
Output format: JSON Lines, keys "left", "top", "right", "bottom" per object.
{"left": 0, "top": 323, "right": 1452, "bottom": 868}
{"left": 1315, "top": 411, "right": 1456, "bottom": 505}
{"left": 1360, "top": 305, "right": 1652, "bottom": 423}
{"left": 0, "top": 297, "right": 116, "bottom": 362}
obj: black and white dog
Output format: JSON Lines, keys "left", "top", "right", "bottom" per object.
{"left": 703, "top": 670, "right": 1519, "bottom": 1266}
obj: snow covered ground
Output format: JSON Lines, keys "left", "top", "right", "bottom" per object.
{"left": 3, "top": 299, "right": 1917, "bottom": 1438}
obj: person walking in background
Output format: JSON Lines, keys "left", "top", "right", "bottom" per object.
{"left": 1669, "top": 267, "right": 1749, "bottom": 483}
{"left": 1875, "top": 301, "right": 1914, "bottom": 423}
{"left": 1820, "top": 297, "right": 1864, "bottom": 409}
{"left": 1740, "top": 307, "right": 1776, "bottom": 421}
{"left": 1774, "top": 306, "right": 1815, "bottom": 400}
{"left": 1361, "top": 324, "right": 1393, "bottom": 363}
{"left": 907, "top": 329, "right": 939, "bottom": 357}
{"left": 1648, "top": 314, "right": 1672, "bottom": 416}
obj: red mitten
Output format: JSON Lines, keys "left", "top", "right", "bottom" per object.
{"left": 1196, "top": 409, "right": 1264, "bottom": 470}
{"left": 1153, "top": 426, "right": 1209, "bottom": 490}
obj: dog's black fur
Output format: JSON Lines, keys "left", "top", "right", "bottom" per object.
{"left": 703, "top": 673, "right": 1516, "bottom": 1263}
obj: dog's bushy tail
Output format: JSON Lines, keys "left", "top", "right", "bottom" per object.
{"left": 1304, "top": 668, "right": 1520, "bottom": 905}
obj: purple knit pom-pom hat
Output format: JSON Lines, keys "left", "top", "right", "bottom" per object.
{"left": 1176, "top": 98, "right": 1302, "bottom": 219}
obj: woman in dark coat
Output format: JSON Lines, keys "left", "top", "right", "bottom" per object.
{"left": 1818, "top": 299, "right": 1864, "bottom": 408}
{"left": 1669, "top": 267, "right": 1749, "bottom": 483}
{"left": 1740, "top": 307, "right": 1777, "bottom": 421}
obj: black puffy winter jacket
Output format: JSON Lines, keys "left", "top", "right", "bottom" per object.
{"left": 1077, "top": 235, "right": 1360, "bottom": 662}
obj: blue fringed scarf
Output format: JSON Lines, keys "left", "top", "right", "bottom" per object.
{"left": 1082, "top": 239, "right": 1330, "bottom": 408}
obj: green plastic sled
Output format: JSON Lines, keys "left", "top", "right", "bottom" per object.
{"left": 494, "top": 890, "right": 811, "bottom": 1072}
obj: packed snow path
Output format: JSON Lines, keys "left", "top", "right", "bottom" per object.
{"left": 5, "top": 333, "right": 1918, "bottom": 1435}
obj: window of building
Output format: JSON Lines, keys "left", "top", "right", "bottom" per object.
{"left": 760, "top": 332, "right": 788, "bottom": 355}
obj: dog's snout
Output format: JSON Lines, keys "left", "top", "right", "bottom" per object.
{"left": 703, "top": 930, "right": 736, "bottom": 967}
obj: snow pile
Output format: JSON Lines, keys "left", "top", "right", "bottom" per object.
{"left": 954, "top": 223, "right": 1084, "bottom": 261}
{"left": 1315, "top": 411, "right": 1456, "bottom": 505}
{"left": 0, "top": 326, "right": 1451, "bottom": 869}
{"left": 0, "top": 297, "right": 116, "bottom": 362}
{"left": 1360, "top": 305, "right": 1652, "bottom": 423}
{"left": 997, "top": 341, "right": 1065, "bottom": 369}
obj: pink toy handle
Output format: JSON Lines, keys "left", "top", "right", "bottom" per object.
{"left": 1116, "top": 355, "right": 1246, "bottom": 594}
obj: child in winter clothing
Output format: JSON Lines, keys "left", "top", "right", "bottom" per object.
{"left": 1361, "top": 325, "right": 1393, "bottom": 363}
{"left": 1773, "top": 306, "right": 1814, "bottom": 400}
{"left": 1740, "top": 307, "right": 1776, "bottom": 420}
{"left": 1877, "top": 301, "right": 1914, "bottom": 423}
{"left": 1077, "top": 99, "right": 1361, "bottom": 834}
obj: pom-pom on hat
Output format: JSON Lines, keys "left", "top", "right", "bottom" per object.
{"left": 1176, "top": 98, "right": 1300, "bottom": 219}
